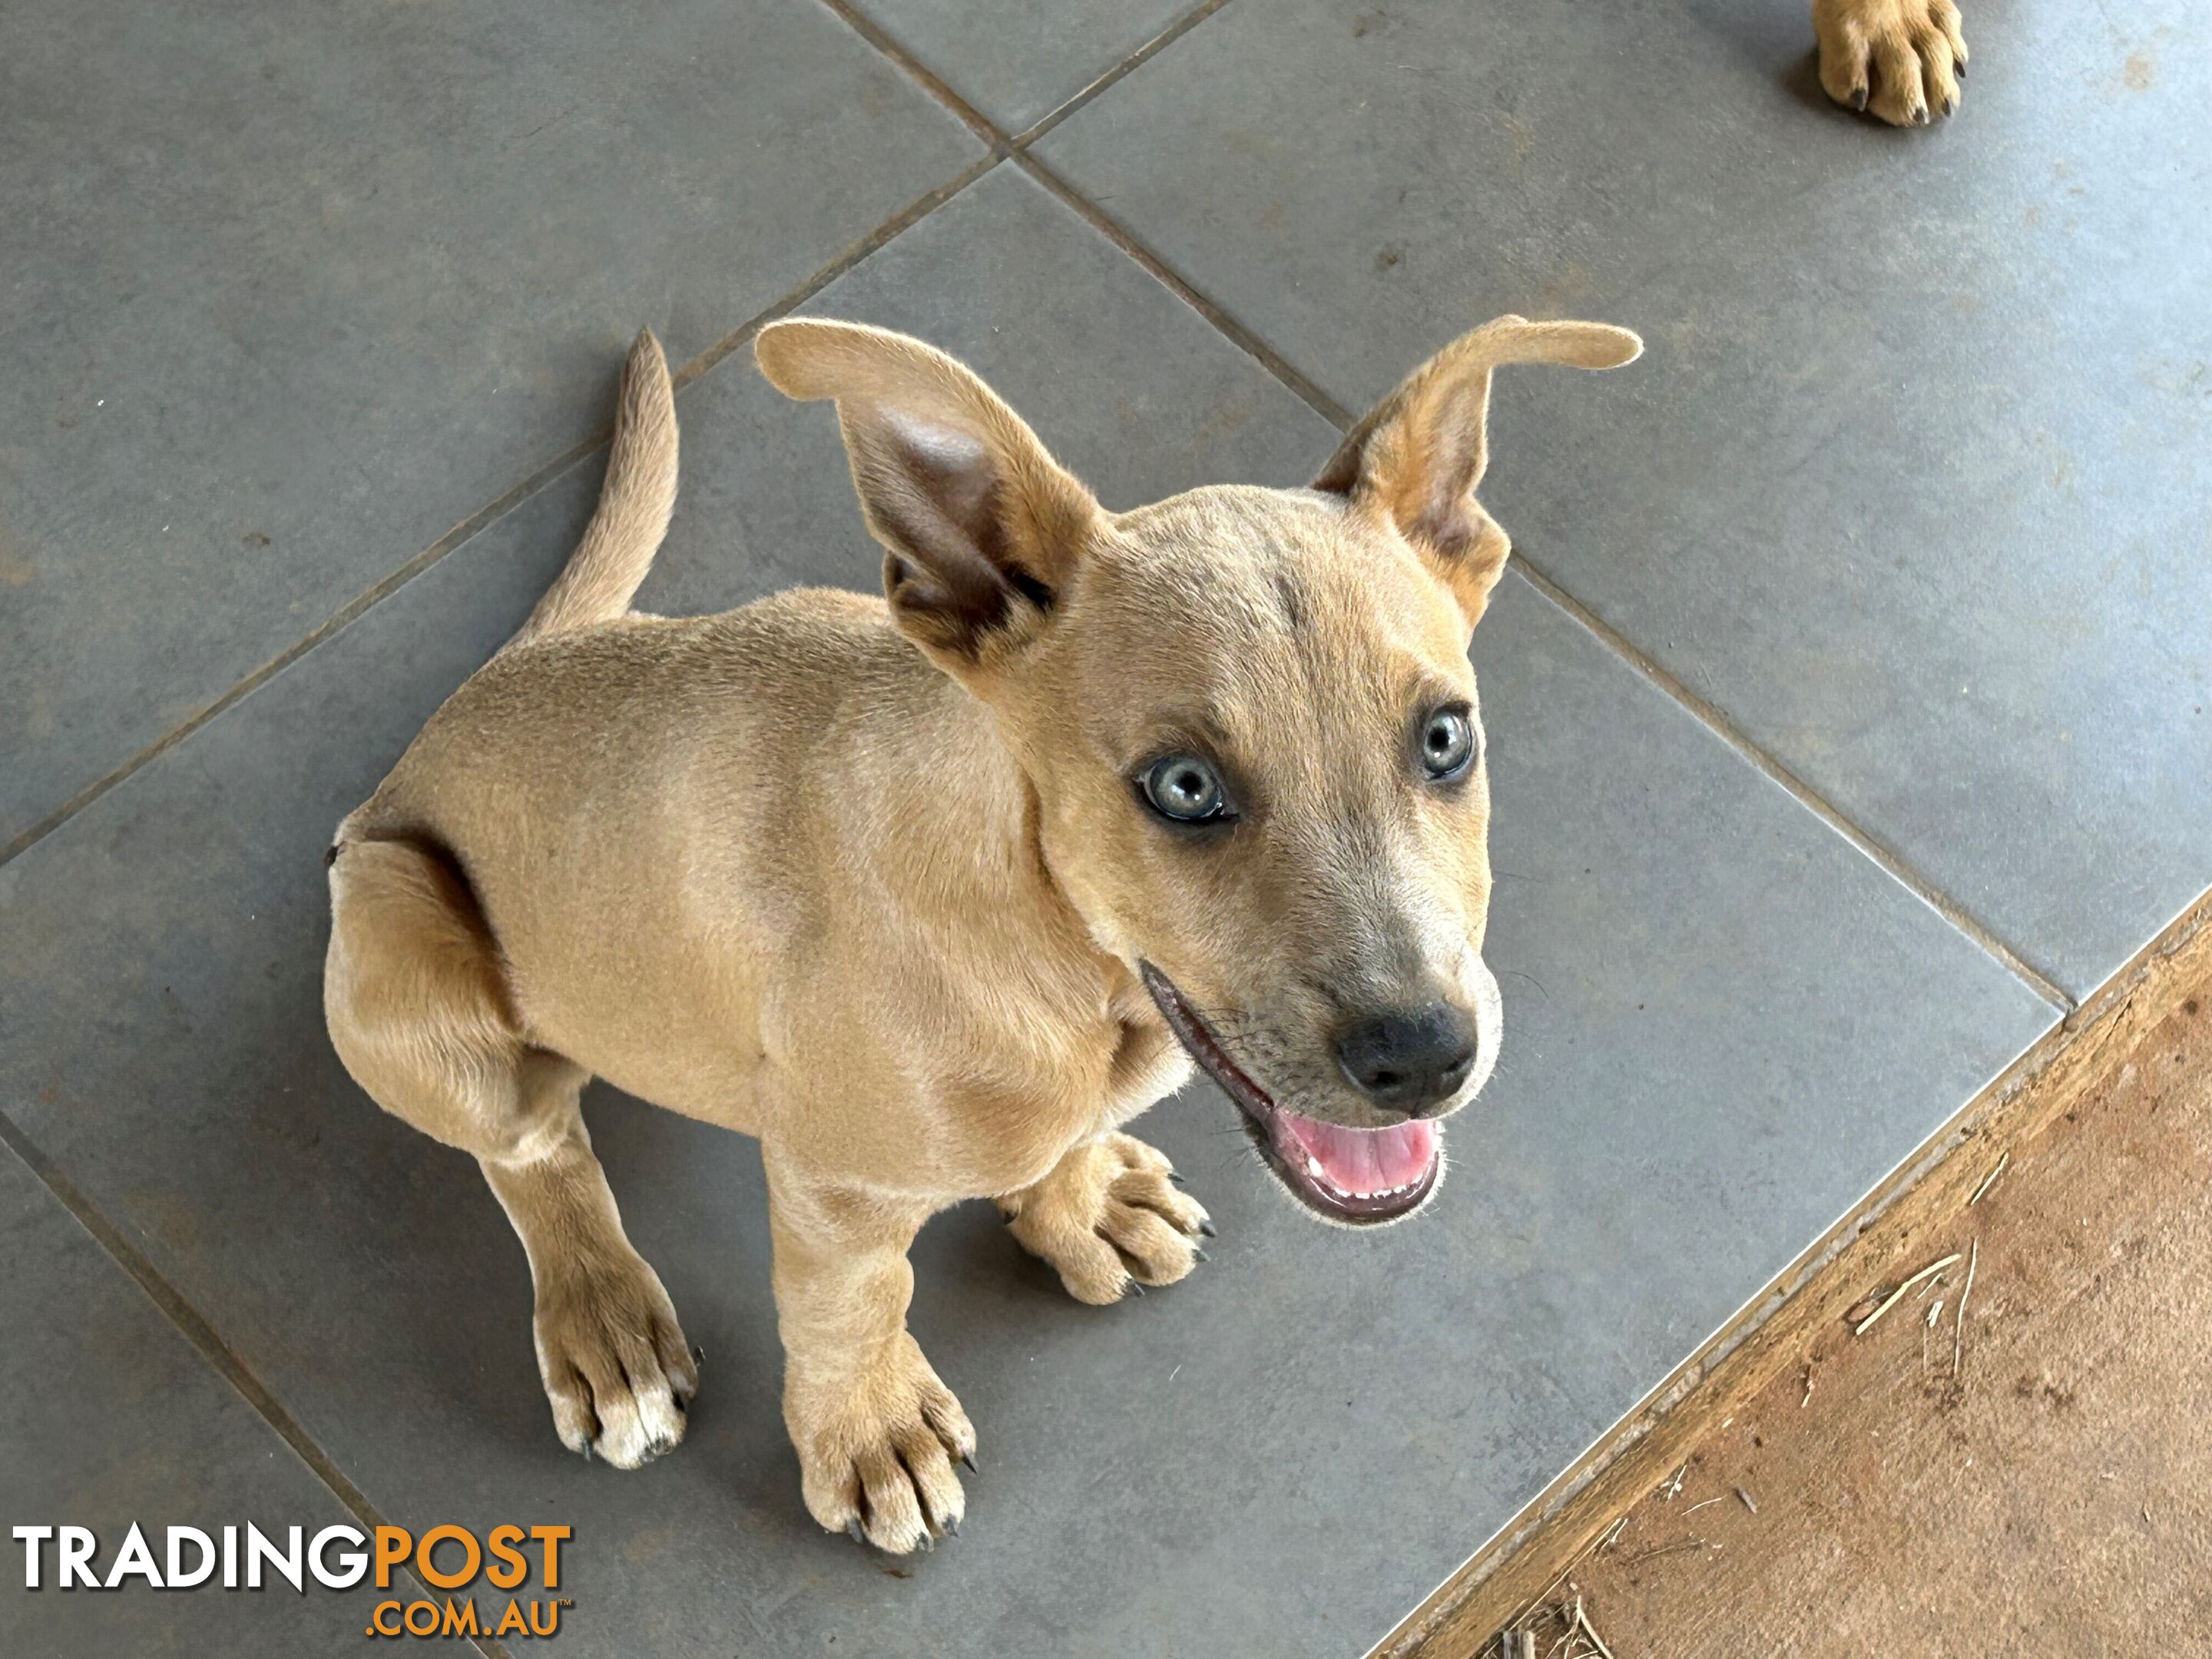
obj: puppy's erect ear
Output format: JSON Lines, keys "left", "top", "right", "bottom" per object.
{"left": 755, "top": 319, "right": 1101, "bottom": 663}
{"left": 1316, "top": 316, "right": 1641, "bottom": 628}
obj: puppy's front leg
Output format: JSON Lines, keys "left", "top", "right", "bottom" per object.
{"left": 1001, "top": 1132, "right": 1213, "bottom": 1305}
{"left": 767, "top": 1159, "right": 975, "bottom": 1553}
{"left": 1813, "top": 0, "right": 1967, "bottom": 125}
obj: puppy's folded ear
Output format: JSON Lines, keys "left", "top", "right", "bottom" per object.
{"left": 1316, "top": 316, "right": 1641, "bottom": 628}
{"left": 755, "top": 319, "right": 1101, "bottom": 664}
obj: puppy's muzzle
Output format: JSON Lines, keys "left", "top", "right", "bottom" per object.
{"left": 1332, "top": 1000, "right": 1479, "bottom": 1117}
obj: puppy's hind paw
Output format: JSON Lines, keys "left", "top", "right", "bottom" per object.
{"left": 1003, "top": 1132, "right": 1213, "bottom": 1305}
{"left": 1813, "top": 0, "right": 1966, "bottom": 125}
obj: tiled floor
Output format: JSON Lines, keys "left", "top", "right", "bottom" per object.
{"left": 1, "top": 2, "right": 2201, "bottom": 1655}
{"left": 0, "top": 1145, "right": 381, "bottom": 1654}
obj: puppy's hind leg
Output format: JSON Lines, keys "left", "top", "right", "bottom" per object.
{"left": 324, "top": 838, "right": 697, "bottom": 1468}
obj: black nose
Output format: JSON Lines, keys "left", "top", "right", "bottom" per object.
{"left": 1333, "top": 1002, "right": 1479, "bottom": 1114}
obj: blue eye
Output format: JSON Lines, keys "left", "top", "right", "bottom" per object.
{"left": 1419, "top": 707, "right": 1477, "bottom": 781}
{"left": 1141, "top": 754, "right": 1230, "bottom": 824}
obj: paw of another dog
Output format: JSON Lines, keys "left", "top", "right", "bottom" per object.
{"left": 1003, "top": 1132, "right": 1214, "bottom": 1306}
{"left": 1813, "top": 0, "right": 1966, "bottom": 126}
{"left": 530, "top": 1249, "right": 697, "bottom": 1470}
{"left": 790, "top": 1333, "right": 975, "bottom": 1554}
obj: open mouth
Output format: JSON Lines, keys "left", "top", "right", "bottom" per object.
{"left": 1140, "top": 963, "right": 1442, "bottom": 1226}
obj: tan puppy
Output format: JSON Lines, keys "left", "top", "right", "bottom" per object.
{"left": 1815, "top": 0, "right": 1969, "bottom": 126}
{"left": 323, "top": 313, "right": 1639, "bottom": 1553}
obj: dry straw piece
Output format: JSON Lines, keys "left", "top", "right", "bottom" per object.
{"left": 1952, "top": 1239, "right": 1980, "bottom": 1378}
{"left": 1851, "top": 1253, "right": 1962, "bottom": 1336}
{"left": 1571, "top": 1595, "right": 1618, "bottom": 1659}
{"left": 1969, "top": 1153, "right": 2010, "bottom": 1205}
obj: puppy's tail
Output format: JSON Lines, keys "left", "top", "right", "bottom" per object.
{"left": 511, "top": 329, "right": 679, "bottom": 647}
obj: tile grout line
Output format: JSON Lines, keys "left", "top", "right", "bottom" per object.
{"left": 0, "top": 439, "right": 595, "bottom": 873}
{"left": 0, "top": 1108, "right": 512, "bottom": 1659}
{"left": 1508, "top": 556, "right": 2077, "bottom": 1009}
{"left": 1011, "top": 0, "right": 1242, "bottom": 147}
{"left": 812, "top": 0, "right": 1240, "bottom": 155}
{"left": 675, "top": 154, "right": 1002, "bottom": 392}
{"left": 810, "top": 0, "right": 1013, "bottom": 155}
{"left": 0, "top": 157, "right": 1000, "bottom": 876}
{"left": 813, "top": 0, "right": 2077, "bottom": 1012}
{"left": 812, "top": 0, "right": 1350, "bottom": 426}
{"left": 1012, "top": 150, "right": 1355, "bottom": 427}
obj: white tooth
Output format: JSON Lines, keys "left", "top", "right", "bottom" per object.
{"left": 1305, "top": 1155, "right": 1326, "bottom": 1181}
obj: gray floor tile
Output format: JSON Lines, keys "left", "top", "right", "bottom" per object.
{"left": 0, "top": 0, "right": 982, "bottom": 853}
{"left": 0, "top": 1144, "right": 379, "bottom": 1654}
{"left": 0, "top": 164, "right": 2057, "bottom": 1654}
{"left": 1038, "top": 0, "right": 2212, "bottom": 999}
{"left": 848, "top": 0, "right": 1204, "bottom": 132}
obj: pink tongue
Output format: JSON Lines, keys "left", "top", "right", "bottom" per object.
{"left": 1276, "top": 1111, "right": 1438, "bottom": 1197}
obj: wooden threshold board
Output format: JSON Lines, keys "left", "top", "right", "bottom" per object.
{"left": 1375, "top": 887, "right": 2212, "bottom": 1659}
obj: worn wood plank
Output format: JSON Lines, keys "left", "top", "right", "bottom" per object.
{"left": 1376, "top": 890, "right": 2212, "bottom": 1659}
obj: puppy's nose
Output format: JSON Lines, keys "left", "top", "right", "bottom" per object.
{"left": 1333, "top": 1002, "right": 1479, "bottom": 1114}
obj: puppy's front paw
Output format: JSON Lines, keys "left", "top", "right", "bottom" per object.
{"left": 1003, "top": 1132, "right": 1214, "bottom": 1305}
{"left": 1813, "top": 0, "right": 1966, "bottom": 125}
{"left": 789, "top": 1333, "right": 975, "bottom": 1554}
{"left": 531, "top": 1248, "right": 697, "bottom": 1469}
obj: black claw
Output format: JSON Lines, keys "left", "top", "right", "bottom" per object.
{"left": 917, "top": 1533, "right": 935, "bottom": 1554}
{"left": 1851, "top": 84, "right": 1868, "bottom": 111}
{"left": 846, "top": 1519, "right": 867, "bottom": 1545}
{"left": 946, "top": 1516, "right": 960, "bottom": 1537}
{"left": 1197, "top": 1219, "right": 1218, "bottom": 1238}
{"left": 1126, "top": 1280, "right": 1147, "bottom": 1297}
{"left": 1942, "top": 94, "right": 1957, "bottom": 116}
{"left": 1167, "top": 1171, "right": 1187, "bottom": 1186}
{"left": 1955, "top": 58, "right": 1966, "bottom": 78}
{"left": 961, "top": 1452, "right": 979, "bottom": 1475}
{"left": 1194, "top": 1247, "right": 1210, "bottom": 1263}
{"left": 693, "top": 1344, "right": 707, "bottom": 1364}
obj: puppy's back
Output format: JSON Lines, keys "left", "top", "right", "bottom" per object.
{"left": 336, "top": 587, "right": 971, "bottom": 1111}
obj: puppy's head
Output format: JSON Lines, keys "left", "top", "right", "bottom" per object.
{"left": 757, "top": 315, "right": 1638, "bottom": 1226}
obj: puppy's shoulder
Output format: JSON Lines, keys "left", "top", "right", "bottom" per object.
{"left": 698, "top": 584, "right": 927, "bottom": 690}
{"left": 703, "top": 584, "right": 895, "bottom": 652}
